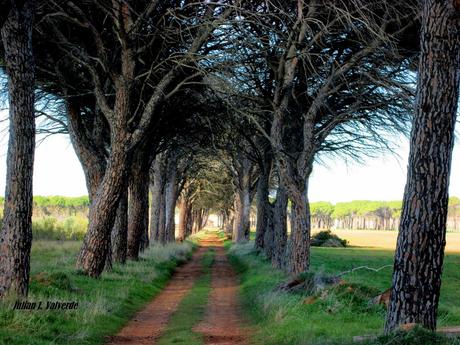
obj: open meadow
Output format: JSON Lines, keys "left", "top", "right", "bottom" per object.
{"left": 228, "top": 231, "right": 460, "bottom": 345}
{"left": 317, "top": 229, "right": 460, "bottom": 253}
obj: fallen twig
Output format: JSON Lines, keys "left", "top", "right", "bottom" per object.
{"left": 337, "top": 265, "right": 393, "bottom": 277}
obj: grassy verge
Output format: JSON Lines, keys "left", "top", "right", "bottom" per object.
{"left": 156, "top": 248, "right": 215, "bottom": 345}
{"left": 0, "top": 240, "right": 193, "bottom": 345}
{"left": 226, "top": 240, "right": 460, "bottom": 345}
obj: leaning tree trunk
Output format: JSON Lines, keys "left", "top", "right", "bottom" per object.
{"left": 111, "top": 185, "right": 128, "bottom": 264}
{"left": 76, "top": 128, "right": 130, "bottom": 277}
{"left": 127, "top": 153, "right": 150, "bottom": 260}
{"left": 0, "top": 1, "right": 35, "bottom": 298}
{"left": 384, "top": 0, "right": 460, "bottom": 333}
{"left": 66, "top": 101, "right": 107, "bottom": 203}
{"left": 271, "top": 185, "right": 288, "bottom": 268}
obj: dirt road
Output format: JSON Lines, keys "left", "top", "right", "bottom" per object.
{"left": 106, "top": 232, "right": 249, "bottom": 345}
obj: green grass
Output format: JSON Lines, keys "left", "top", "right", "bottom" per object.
{"left": 156, "top": 248, "right": 215, "bottom": 345}
{"left": 226, "top": 240, "right": 460, "bottom": 345}
{"left": 0, "top": 240, "right": 193, "bottom": 345}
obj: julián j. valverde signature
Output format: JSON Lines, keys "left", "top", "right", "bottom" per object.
{"left": 12, "top": 300, "right": 78, "bottom": 310}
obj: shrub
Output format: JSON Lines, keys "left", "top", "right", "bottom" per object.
{"left": 311, "top": 230, "right": 347, "bottom": 247}
{"left": 32, "top": 216, "right": 88, "bottom": 240}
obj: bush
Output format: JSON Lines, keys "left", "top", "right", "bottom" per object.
{"left": 311, "top": 230, "right": 347, "bottom": 247}
{"left": 32, "top": 216, "right": 88, "bottom": 240}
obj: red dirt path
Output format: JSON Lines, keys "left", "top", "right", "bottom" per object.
{"left": 105, "top": 233, "right": 250, "bottom": 345}
{"left": 105, "top": 247, "right": 206, "bottom": 345}
{"left": 194, "top": 235, "right": 250, "bottom": 345}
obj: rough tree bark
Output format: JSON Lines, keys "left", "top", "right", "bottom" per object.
{"left": 76, "top": 85, "right": 132, "bottom": 277}
{"left": 76, "top": 140, "right": 130, "bottom": 276}
{"left": 127, "top": 151, "right": 150, "bottom": 260}
{"left": 0, "top": 0, "right": 36, "bottom": 298}
{"left": 286, "top": 181, "right": 311, "bottom": 275}
{"left": 185, "top": 206, "right": 194, "bottom": 237}
{"left": 231, "top": 155, "right": 256, "bottom": 243}
{"left": 384, "top": 0, "right": 460, "bottom": 333}
{"left": 67, "top": 101, "right": 132, "bottom": 267}
{"left": 233, "top": 190, "right": 251, "bottom": 242}
{"left": 150, "top": 154, "right": 166, "bottom": 243}
{"left": 164, "top": 153, "right": 178, "bottom": 243}
{"left": 177, "top": 177, "right": 196, "bottom": 241}
{"left": 224, "top": 211, "right": 234, "bottom": 236}
{"left": 272, "top": 100, "right": 314, "bottom": 275}
{"left": 111, "top": 185, "right": 128, "bottom": 264}
{"left": 271, "top": 185, "right": 288, "bottom": 269}
{"left": 178, "top": 197, "right": 192, "bottom": 241}
{"left": 262, "top": 206, "right": 274, "bottom": 258}
{"left": 265, "top": 0, "right": 312, "bottom": 275}
{"left": 254, "top": 153, "right": 272, "bottom": 250}
{"left": 193, "top": 209, "right": 202, "bottom": 234}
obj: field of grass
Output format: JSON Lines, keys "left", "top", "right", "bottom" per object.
{"left": 226, "top": 239, "right": 460, "bottom": 345}
{"left": 324, "top": 229, "right": 460, "bottom": 252}
{"left": 0, "top": 240, "right": 193, "bottom": 345}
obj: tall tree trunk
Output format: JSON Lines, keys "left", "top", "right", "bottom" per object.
{"left": 255, "top": 162, "right": 271, "bottom": 250}
{"left": 385, "top": 0, "right": 460, "bottom": 333}
{"left": 232, "top": 195, "right": 242, "bottom": 242}
{"left": 68, "top": 101, "right": 131, "bottom": 266}
{"left": 127, "top": 153, "right": 150, "bottom": 260}
{"left": 233, "top": 189, "right": 251, "bottom": 243}
{"left": 271, "top": 186, "right": 288, "bottom": 268}
{"left": 263, "top": 206, "right": 274, "bottom": 258}
{"left": 76, "top": 129, "right": 130, "bottom": 277}
{"left": 178, "top": 198, "right": 191, "bottom": 241}
{"left": 201, "top": 210, "right": 209, "bottom": 230}
{"left": 285, "top": 181, "right": 311, "bottom": 275}
{"left": 185, "top": 206, "right": 194, "bottom": 237}
{"left": 150, "top": 154, "right": 166, "bottom": 243}
{"left": 225, "top": 212, "right": 234, "bottom": 236}
{"left": 0, "top": 0, "right": 35, "bottom": 298}
{"left": 164, "top": 154, "right": 178, "bottom": 243}
{"left": 193, "top": 209, "right": 202, "bottom": 234}
{"left": 111, "top": 185, "right": 128, "bottom": 264}
{"left": 158, "top": 191, "right": 167, "bottom": 242}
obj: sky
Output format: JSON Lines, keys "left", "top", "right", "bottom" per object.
{"left": 0, "top": 109, "right": 459, "bottom": 202}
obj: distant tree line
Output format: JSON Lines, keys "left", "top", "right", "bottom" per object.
{"left": 310, "top": 198, "right": 460, "bottom": 231}
{"left": 0, "top": 195, "right": 89, "bottom": 217}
